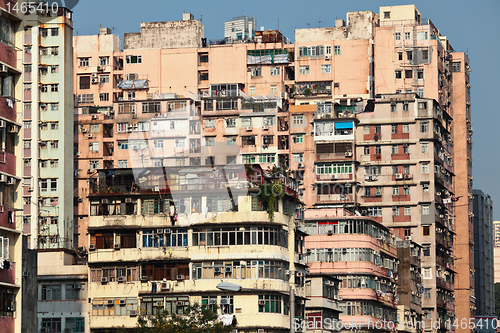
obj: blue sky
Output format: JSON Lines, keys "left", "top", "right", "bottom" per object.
{"left": 72, "top": 0, "right": 500, "bottom": 219}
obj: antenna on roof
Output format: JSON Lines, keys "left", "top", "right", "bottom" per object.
{"left": 200, "top": 15, "right": 202, "bottom": 22}
{"left": 306, "top": 23, "right": 310, "bottom": 28}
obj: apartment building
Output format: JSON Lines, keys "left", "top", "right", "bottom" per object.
{"left": 72, "top": 5, "right": 472, "bottom": 332}
{"left": 304, "top": 208, "right": 402, "bottom": 332}
{"left": 86, "top": 165, "right": 306, "bottom": 332}
{"left": 37, "top": 251, "right": 89, "bottom": 333}
{"left": 224, "top": 15, "right": 256, "bottom": 42}
{"left": 472, "top": 190, "right": 494, "bottom": 316}
{"left": 0, "top": 2, "right": 39, "bottom": 333}
{"left": 21, "top": 6, "right": 74, "bottom": 250}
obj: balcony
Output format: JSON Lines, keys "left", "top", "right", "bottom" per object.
{"left": 391, "top": 153, "right": 410, "bottom": 161}
{"left": 295, "top": 81, "right": 331, "bottom": 97}
{"left": 316, "top": 193, "right": 354, "bottom": 204}
{"left": 316, "top": 173, "right": 353, "bottom": 182}
{"left": 362, "top": 195, "right": 382, "bottom": 203}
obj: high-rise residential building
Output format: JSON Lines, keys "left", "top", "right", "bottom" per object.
{"left": 73, "top": 5, "right": 472, "bottom": 332}
{"left": 224, "top": 15, "right": 256, "bottom": 42}
{"left": 0, "top": 2, "right": 38, "bottom": 332}
{"left": 472, "top": 190, "right": 494, "bottom": 316}
{"left": 493, "top": 221, "right": 500, "bottom": 247}
{"left": 21, "top": 6, "right": 75, "bottom": 250}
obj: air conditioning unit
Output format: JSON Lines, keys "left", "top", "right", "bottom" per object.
{"left": 296, "top": 272, "right": 304, "bottom": 277}
{"left": 91, "top": 114, "right": 97, "bottom": 120}
{"left": 8, "top": 125, "right": 19, "bottom": 133}
{"left": 298, "top": 163, "right": 304, "bottom": 168}
{"left": 87, "top": 134, "right": 93, "bottom": 139}
{"left": 258, "top": 300, "right": 265, "bottom": 305}
{"left": 89, "top": 244, "right": 96, "bottom": 250}
{"left": 327, "top": 230, "right": 333, "bottom": 236}
{"left": 439, "top": 214, "right": 444, "bottom": 218}
{"left": 177, "top": 301, "right": 184, "bottom": 306}
{"left": 114, "top": 243, "right": 120, "bottom": 250}
{"left": 106, "top": 299, "right": 114, "bottom": 306}
{"left": 101, "top": 277, "right": 109, "bottom": 284}
{"left": 164, "top": 229, "right": 171, "bottom": 234}
{"left": 345, "top": 152, "right": 352, "bottom": 157}
{"left": 81, "top": 128, "right": 87, "bottom": 133}
{"left": 225, "top": 267, "right": 233, "bottom": 273}
{"left": 28, "top": 186, "right": 33, "bottom": 192}
{"left": 132, "top": 114, "right": 137, "bottom": 119}
{"left": 129, "top": 310, "right": 138, "bottom": 316}
{"left": 395, "top": 173, "right": 403, "bottom": 180}
{"left": 263, "top": 126, "right": 269, "bottom": 130}
{"left": 258, "top": 329, "right": 265, "bottom": 333}
{"left": 405, "top": 236, "right": 412, "bottom": 241}
{"left": 325, "top": 55, "right": 331, "bottom": 60}
{"left": 97, "top": 66, "right": 103, "bottom": 71}
{"left": 334, "top": 295, "right": 343, "bottom": 301}
{"left": 141, "top": 276, "right": 149, "bottom": 282}
{"left": 176, "top": 275, "right": 185, "bottom": 281}
{"left": 404, "top": 174, "right": 413, "bottom": 180}
{"left": 161, "top": 282, "right": 171, "bottom": 290}
{"left": 436, "top": 192, "right": 442, "bottom": 196}
{"left": 119, "top": 299, "right": 126, "bottom": 305}
{"left": 117, "top": 276, "right": 126, "bottom": 283}
{"left": 22, "top": 271, "right": 30, "bottom": 277}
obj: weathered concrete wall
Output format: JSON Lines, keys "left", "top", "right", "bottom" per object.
{"left": 124, "top": 20, "right": 204, "bottom": 50}
{"left": 22, "top": 235, "right": 38, "bottom": 333}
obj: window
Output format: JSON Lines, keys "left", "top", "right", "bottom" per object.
{"left": 420, "top": 121, "right": 429, "bottom": 133}
{"left": 422, "top": 205, "right": 430, "bottom": 216}
{"left": 142, "top": 102, "right": 161, "bottom": 113}
{"left": 99, "top": 93, "right": 109, "bottom": 101}
{"left": 391, "top": 125, "right": 398, "bottom": 134}
{"left": 66, "top": 285, "right": 81, "bottom": 300}
{"left": 154, "top": 139, "right": 164, "bottom": 149}
{"left": 404, "top": 206, "right": 411, "bottom": 215}
{"left": 51, "top": 123, "right": 58, "bottom": 130}
{"left": 403, "top": 144, "right": 409, "bottom": 154}
{"left": 403, "top": 124, "right": 409, "bottom": 133}
{"left": 406, "top": 51, "right": 413, "bottom": 61}
{"left": 175, "top": 138, "right": 186, "bottom": 148}
{"left": 363, "top": 146, "right": 370, "bottom": 155}
{"left": 403, "top": 165, "right": 410, "bottom": 174}
{"left": 126, "top": 55, "right": 142, "bottom": 64}
{"left": 41, "top": 284, "right": 62, "bottom": 300}
{"left": 423, "top": 225, "right": 430, "bottom": 235}
{"left": 334, "top": 46, "right": 341, "bottom": 55}
{"left": 423, "top": 246, "right": 430, "bottom": 256}
{"left": 270, "top": 67, "right": 280, "bottom": 76}
{"left": 417, "top": 31, "right": 428, "bottom": 40}
{"left": 220, "top": 295, "right": 234, "bottom": 314}
{"left": 392, "top": 145, "right": 398, "bottom": 154}
{"left": 99, "top": 57, "right": 109, "bottom": 66}
{"left": 405, "top": 32, "right": 411, "bottom": 40}
{"left": 262, "top": 135, "right": 274, "bottom": 145}
{"left": 89, "top": 161, "right": 100, "bottom": 170}
{"left": 395, "top": 32, "right": 401, "bottom": 40}
{"left": 205, "top": 119, "right": 215, "bottom": 128}
{"left": 325, "top": 46, "right": 331, "bottom": 55}
{"left": 422, "top": 183, "right": 429, "bottom": 194}
{"left": 89, "top": 142, "right": 99, "bottom": 152}
{"left": 127, "top": 92, "right": 135, "bottom": 100}
{"left": 392, "top": 187, "right": 399, "bottom": 195}
{"left": 270, "top": 85, "right": 277, "bottom": 94}
{"left": 384, "top": 11, "right": 390, "bottom": 18}
{"left": 299, "top": 66, "right": 309, "bottom": 75}
{"left": 292, "top": 115, "right": 304, "bottom": 125}
{"left": 292, "top": 134, "right": 303, "bottom": 144}
{"left": 40, "top": 85, "right": 48, "bottom": 92}
{"left": 242, "top": 136, "right": 256, "bottom": 146}
{"left": 321, "top": 64, "right": 331, "bottom": 73}
{"left": 251, "top": 67, "right": 262, "bottom": 77}
{"left": 395, "top": 70, "right": 402, "bottom": 79}
{"left": 374, "top": 125, "right": 381, "bottom": 134}
{"left": 100, "top": 75, "right": 109, "bottom": 83}
{"left": 452, "top": 62, "right": 461, "bottom": 72}
{"left": 258, "top": 295, "right": 282, "bottom": 313}
{"left": 79, "top": 58, "right": 89, "bottom": 67}
{"left": 405, "top": 70, "right": 412, "bottom": 78}
{"left": 374, "top": 145, "right": 381, "bottom": 154}
{"left": 118, "top": 160, "right": 128, "bottom": 168}
{"left": 421, "top": 164, "right": 429, "bottom": 174}
{"left": 293, "top": 153, "right": 303, "bottom": 162}
{"left": 421, "top": 142, "right": 428, "bottom": 153}
{"left": 226, "top": 136, "right": 237, "bottom": 146}
{"left": 41, "top": 318, "right": 61, "bottom": 333}
{"left": 398, "top": 52, "right": 403, "bottom": 61}
{"left": 66, "top": 318, "right": 84, "bottom": 333}
{"left": 50, "top": 141, "right": 58, "bottom": 148}
{"left": 205, "top": 137, "right": 216, "bottom": 147}
{"left": 363, "top": 125, "right": 369, "bottom": 135}
{"left": 417, "top": 70, "right": 424, "bottom": 79}
{"left": 424, "top": 288, "right": 431, "bottom": 299}
{"left": 403, "top": 186, "right": 410, "bottom": 195}
{"left": 249, "top": 86, "right": 256, "bottom": 95}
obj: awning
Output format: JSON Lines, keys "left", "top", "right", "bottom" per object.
{"left": 334, "top": 121, "right": 353, "bottom": 129}
{"left": 216, "top": 282, "right": 242, "bottom": 292}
